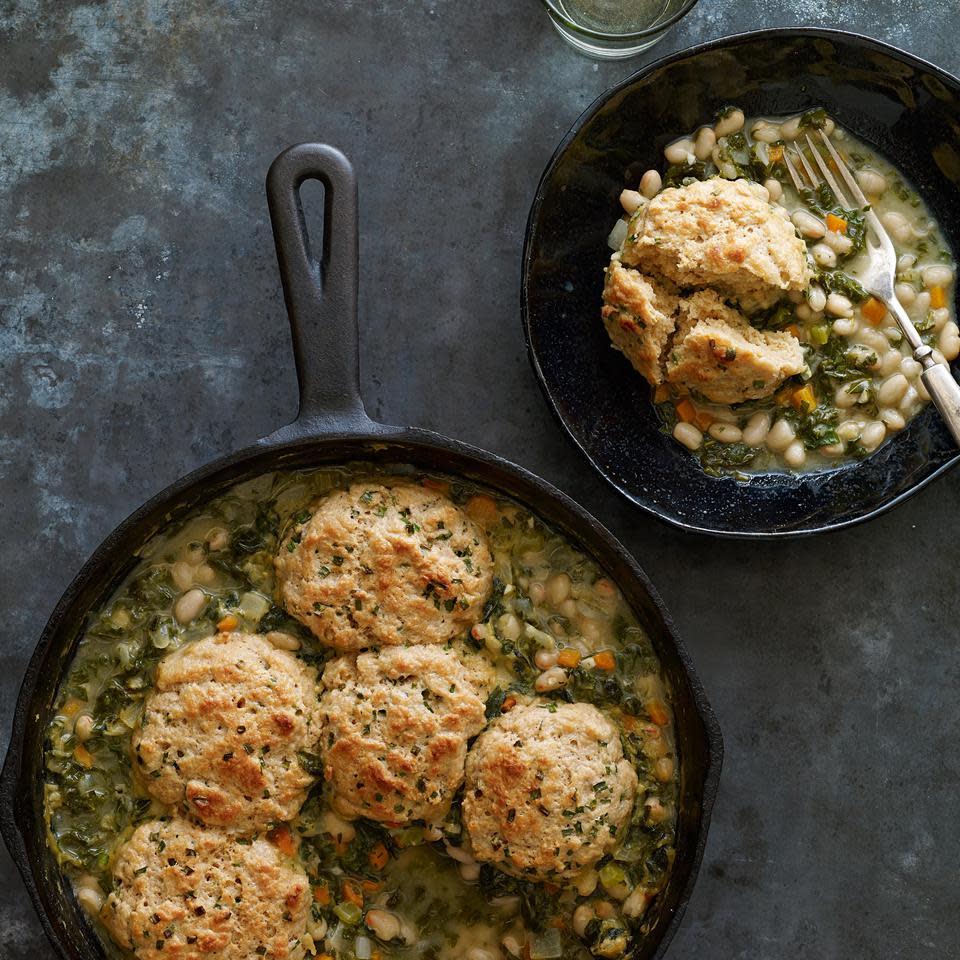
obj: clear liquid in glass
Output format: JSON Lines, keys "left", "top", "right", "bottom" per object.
{"left": 555, "top": 0, "right": 670, "bottom": 33}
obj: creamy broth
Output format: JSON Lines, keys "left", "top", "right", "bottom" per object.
{"left": 43, "top": 466, "right": 678, "bottom": 960}
{"left": 607, "top": 107, "right": 957, "bottom": 476}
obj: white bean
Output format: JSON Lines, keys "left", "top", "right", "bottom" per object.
{"left": 901, "top": 357, "right": 922, "bottom": 379}
{"left": 939, "top": 321, "right": 960, "bottom": 361}
{"left": 720, "top": 162, "right": 738, "bottom": 180}
{"left": 823, "top": 230, "right": 853, "bottom": 255}
{"left": 174, "top": 588, "right": 206, "bottom": 625}
{"left": 878, "top": 349, "right": 902, "bottom": 376}
{"left": 826, "top": 293, "right": 854, "bottom": 318}
{"left": 880, "top": 408, "right": 906, "bottom": 431}
{"left": 502, "top": 936, "right": 522, "bottom": 958}
{"left": 708, "top": 423, "right": 742, "bottom": 443}
{"left": 835, "top": 384, "right": 859, "bottom": 409}
{"left": 855, "top": 169, "right": 887, "bottom": 196}
{"left": 764, "top": 177, "right": 783, "bottom": 201}
{"left": 837, "top": 421, "right": 862, "bottom": 442}
{"left": 76, "top": 885, "right": 104, "bottom": 916}
{"left": 467, "top": 951, "right": 495, "bottom": 960}
{"left": 498, "top": 613, "right": 522, "bottom": 641}
{"left": 365, "top": 910, "right": 402, "bottom": 943}
{"left": 546, "top": 573, "right": 571, "bottom": 605}
{"left": 206, "top": 527, "right": 229, "bottom": 551}
{"left": 619, "top": 189, "right": 643, "bottom": 215}
{"left": 820, "top": 442, "right": 846, "bottom": 457}
{"left": 458, "top": 861, "right": 481, "bottom": 882}
{"left": 895, "top": 282, "right": 917, "bottom": 306}
{"left": 714, "top": 108, "right": 745, "bottom": 138}
{"left": 912, "top": 291, "right": 931, "bottom": 317}
{"left": 535, "top": 666, "right": 568, "bottom": 693}
{"left": 752, "top": 122, "right": 782, "bottom": 143}
{"left": 783, "top": 439, "right": 807, "bottom": 468}
{"left": 900, "top": 384, "right": 921, "bottom": 412}
{"left": 673, "top": 422, "right": 703, "bottom": 450}
{"left": 932, "top": 307, "right": 950, "bottom": 332}
{"left": 861, "top": 421, "right": 887, "bottom": 451}
{"left": 823, "top": 118, "right": 836, "bottom": 136}
{"left": 694, "top": 126, "right": 716, "bottom": 160}
{"left": 808, "top": 286, "right": 827, "bottom": 313}
{"left": 74, "top": 714, "right": 95, "bottom": 742}
{"left": 923, "top": 264, "right": 954, "bottom": 289}
{"left": 742, "top": 411, "right": 772, "bottom": 446}
{"left": 321, "top": 810, "right": 356, "bottom": 843}
{"left": 898, "top": 253, "right": 917, "bottom": 274}
{"left": 194, "top": 563, "right": 216, "bottom": 585}
{"left": 878, "top": 373, "right": 909, "bottom": 406}
{"left": 171, "top": 561, "right": 194, "bottom": 591}
{"left": 534, "top": 649, "right": 558, "bottom": 670}
{"left": 639, "top": 169, "right": 662, "bottom": 199}
{"left": 622, "top": 887, "right": 650, "bottom": 919}
{"left": 573, "top": 904, "right": 596, "bottom": 937}
{"left": 792, "top": 209, "right": 826, "bottom": 238}
{"left": 577, "top": 869, "right": 599, "bottom": 897}
{"left": 766, "top": 419, "right": 795, "bottom": 453}
{"left": 812, "top": 243, "right": 837, "bottom": 269}
{"left": 881, "top": 210, "right": 912, "bottom": 244}
{"left": 832, "top": 317, "right": 857, "bottom": 337}
{"left": 858, "top": 328, "right": 889, "bottom": 355}
{"left": 664, "top": 138, "right": 695, "bottom": 165}
{"left": 266, "top": 631, "right": 301, "bottom": 651}
{"left": 780, "top": 116, "right": 802, "bottom": 141}
{"left": 796, "top": 303, "right": 812, "bottom": 321}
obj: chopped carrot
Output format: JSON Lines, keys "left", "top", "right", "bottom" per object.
{"left": 543, "top": 882, "right": 560, "bottom": 895}
{"left": 930, "top": 285, "right": 947, "bottom": 310}
{"left": 361, "top": 879, "right": 382, "bottom": 893}
{"left": 549, "top": 916, "right": 566, "bottom": 929}
{"left": 501, "top": 694, "right": 517, "bottom": 713}
{"left": 62, "top": 698, "right": 85, "bottom": 719}
{"left": 621, "top": 714, "right": 638, "bottom": 732}
{"left": 647, "top": 699, "right": 671, "bottom": 726}
{"left": 675, "top": 398, "right": 697, "bottom": 424}
{"left": 768, "top": 145, "right": 784, "bottom": 163}
{"left": 593, "top": 650, "right": 616, "bottom": 672}
{"left": 313, "top": 882, "right": 331, "bottom": 906}
{"left": 421, "top": 477, "right": 450, "bottom": 494}
{"left": 791, "top": 384, "right": 816, "bottom": 413}
{"left": 557, "top": 648, "right": 581, "bottom": 669}
{"left": 694, "top": 411, "right": 714, "bottom": 432}
{"left": 653, "top": 384, "right": 670, "bottom": 404}
{"left": 217, "top": 614, "right": 238, "bottom": 631}
{"left": 826, "top": 213, "right": 848, "bottom": 234}
{"left": 267, "top": 824, "right": 296, "bottom": 857}
{"left": 785, "top": 323, "right": 800, "bottom": 339}
{"left": 317, "top": 955, "right": 335, "bottom": 960}
{"left": 368, "top": 842, "right": 390, "bottom": 871}
{"left": 74, "top": 744, "right": 95, "bottom": 769}
{"left": 334, "top": 839, "right": 351, "bottom": 856}
{"left": 862, "top": 296, "right": 887, "bottom": 326}
{"left": 465, "top": 494, "right": 499, "bottom": 528}
{"left": 341, "top": 879, "right": 364, "bottom": 908}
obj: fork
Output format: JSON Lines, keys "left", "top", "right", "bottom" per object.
{"left": 784, "top": 129, "right": 960, "bottom": 447}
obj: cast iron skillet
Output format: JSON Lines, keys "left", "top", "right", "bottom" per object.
{"left": 0, "top": 144, "right": 721, "bottom": 960}
{"left": 522, "top": 28, "right": 960, "bottom": 538}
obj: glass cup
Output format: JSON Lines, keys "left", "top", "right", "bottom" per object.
{"left": 539, "top": 0, "right": 699, "bottom": 59}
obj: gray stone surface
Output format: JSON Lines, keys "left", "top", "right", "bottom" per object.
{"left": 1, "top": 1, "right": 958, "bottom": 957}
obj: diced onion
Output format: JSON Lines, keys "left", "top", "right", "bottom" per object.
{"left": 354, "top": 935, "right": 373, "bottom": 959}
{"left": 607, "top": 218, "right": 629, "bottom": 251}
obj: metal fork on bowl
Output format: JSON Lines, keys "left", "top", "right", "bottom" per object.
{"left": 785, "top": 130, "right": 960, "bottom": 446}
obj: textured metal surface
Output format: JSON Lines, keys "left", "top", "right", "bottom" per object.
{"left": 1, "top": 1, "right": 959, "bottom": 958}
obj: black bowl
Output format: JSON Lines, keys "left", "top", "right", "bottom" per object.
{"left": 522, "top": 28, "right": 960, "bottom": 538}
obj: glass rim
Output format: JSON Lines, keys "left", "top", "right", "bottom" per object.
{"left": 539, "top": 0, "right": 699, "bottom": 42}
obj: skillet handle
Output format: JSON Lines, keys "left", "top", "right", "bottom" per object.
{"left": 266, "top": 143, "right": 375, "bottom": 436}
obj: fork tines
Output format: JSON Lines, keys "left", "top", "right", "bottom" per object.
{"left": 782, "top": 130, "right": 869, "bottom": 211}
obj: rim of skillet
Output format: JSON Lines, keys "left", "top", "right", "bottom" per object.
{"left": 521, "top": 26, "right": 960, "bottom": 540}
{"left": 0, "top": 424, "right": 723, "bottom": 960}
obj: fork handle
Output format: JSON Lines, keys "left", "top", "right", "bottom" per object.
{"left": 921, "top": 362, "right": 960, "bottom": 448}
